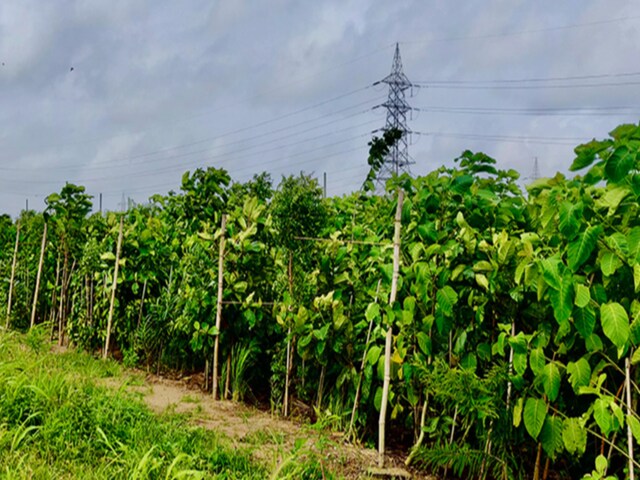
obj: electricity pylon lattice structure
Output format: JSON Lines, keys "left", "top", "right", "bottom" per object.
{"left": 373, "top": 43, "right": 414, "bottom": 188}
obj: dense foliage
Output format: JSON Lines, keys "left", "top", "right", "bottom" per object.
{"left": 2, "top": 123, "right": 640, "bottom": 478}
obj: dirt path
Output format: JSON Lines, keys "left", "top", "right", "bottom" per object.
{"left": 103, "top": 372, "right": 427, "bottom": 479}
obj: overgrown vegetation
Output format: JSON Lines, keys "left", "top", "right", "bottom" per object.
{"left": 0, "top": 327, "right": 336, "bottom": 479}
{"left": 2, "top": 122, "right": 640, "bottom": 478}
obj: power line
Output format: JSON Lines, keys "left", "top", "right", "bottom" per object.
{"left": 400, "top": 14, "right": 640, "bottom": 45}
{"left": 0, "top": 96, "right": 383, "bottom": 173}
{"left": 413, "top": 80, "right": 640, "bottom": 90}
{"left": 414, "top": 70, "right": 640, "bottom": 85}
{"left": 415, "top": 105, "right": 640, "bottom": 116}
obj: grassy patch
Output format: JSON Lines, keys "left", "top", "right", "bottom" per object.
{"left": 0, "top": 328, "right": 265, "bottom": 479}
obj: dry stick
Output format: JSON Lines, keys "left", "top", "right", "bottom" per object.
{"left": 283, "top": 251, "right": 293, "bottom": 417}
{"left": 212, "top": 214, "right": 227, "bottom": 400}
{"left": 442, "top": 404, "right": 459, "bottom": 479}
{"left": 378, "top": 189, "right": 404, "bottom": 468}
{"left": 627, "top": 355, "right": 636, "bottom": 480}
{"left": 103, "top": 216, "right": 124, "bottom": 360}
{"left": 205, "top": 359, "right": 209, "bottom": 392}
{"left": 30, "top": 223, "right": 47, "bottom": 329}
{"left": 347, "top": 279, "right": 382, "bottom": 439}
{"left": 5, "top": 222, "right": 20, "bottom": 329}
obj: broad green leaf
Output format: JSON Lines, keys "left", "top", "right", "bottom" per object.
{"left": 540, "top": 415, "right": 564, "bottom": 459}
{"left": 365, "top": 303, "right": 380, "bottom": 323}
{"left": 513, "top": 351, "right": 528, "bottom": 376}
{"left": 566, "top": 358, "right": 591, "bottom": 393}
{"left": 567, "top": 226, "right": 601, "bottom": 272}
{"left": 530, "top": 347, "right": 545, "bottom": 376}
{"left": 597, "top": 185, "right": 632, "bottom": 214}
{"left": 600, "top": 251, "right": 622, "bottom": 277}
{"left": 540, "top": 362, "right": 561, "bottom": 402}
{"left": 585, "top": 334, "right": 604, "bottom": 352}
{"left": 524, "top": 397, "right": 548, "bottom": 440}
{"left": 631, "top": 348, "right": 640, "bottom": 365}
{"left": 475, "top": 273, "right": 489, "bottom": 291}
{"left": 558, "top": 201, "right": 583, "bottom": 240}
{"left": 593, "top": 398, "right": 613, "bottom": 435}
{"left": 436, "top": 286, "right": 458, "bottom": 317}
{"left": 416, "top": 332, "right": 431, "bottom": 356}
{"left": 600, "top": 302, "right": 630, "bottom": 350}
{"left": 627, "top": 415, "right": 640, "bottom": 444}
{"left": 472, "top": 260, "right": 493, "bottom": 272}
{"left": 604, "top": 145, "right": 635, "bottom": 183}
{"left": 629, "top": 227, "right": 640, "bottom": 263}
{"left": 574, "top": 284, "right": 591, "bottom": 308}
{"left": 366, "top": 345, "right": 382, "bottom": 366}
{"left": 634, "top": 264, "right": 640, "bottom": 293}
{"left": 549, "top": 271, "right": 574, "bottom": 325}
{"left": 562, "top": 417, "right": 587, "bottom": 456}
{"left": 571, "top": 139, "right": 608, "bottom": 171}
{"left": 513, "top": 397, "right": 523, "bottom": 427}
{"left": 100, "top": 251, "right": 116, "bottom": 261}
{"left": 540, "top": 257, "right": 561, "bottom": 290}
{"left": 605, "top": 232, "right": 629, "bottom": 257}
{"left": 575, "top": 306, "right": 596, "bottom": 339}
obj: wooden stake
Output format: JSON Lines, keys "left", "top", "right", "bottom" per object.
{"left": 212, "top": 214, "right": 227, "bottom": 399}
{"left": 103, "top": 216, "right": 124, "bottom": 359}
{"left": 627, "top": 355, "right": 635, "bottom": 480}
{"left": 378, "top": 189, "right": 404, "bottom": 468}
{"left": 30, "top": 223, "right": 47, "bottom": 329}
{"left": 5, "top": 222, "right": 20, "bottom": 329}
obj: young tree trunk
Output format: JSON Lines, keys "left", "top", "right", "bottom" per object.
{"left": 49, "top": 254, "right": 61, "bottom": 341}
{"left": 5, "top": 222, "right": 20, "bottom": 329}
{"left": 103, "top": 216, "right": 124, "bottom": 359}
{"left": 348, "top": 279, "right": 382, "bottom": 439}
{"left": 225, "top": 351, "right": 231, "bottom": 400}
{"left": 30, "top": 223, "right": 47, "bottom": 329}
{"left": 57, "top": 250, "right": 69, "bottom": 346}
{"left": 317, "top": 364, "right": 326, "bottom": 410}
{"left": 137, "top": 278, "right": 147, "bottom": 329}
{"left": 626, "top": 355, "right": 635, "bottom": 480}
{"left": 212, "top": 214, "right": 227, "bottom": 399}
{"left": 284, "top": 251, "right": 294, "bottom": 417}
{"left": 378, "top": 189, "right": 404, "bottom": 468}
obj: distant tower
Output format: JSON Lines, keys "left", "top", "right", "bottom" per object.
{"left": 531, "top": 157, "right": 540, "bottom": 181}
{"left": 373, "top": 43, "right": 414, "bottom": 187}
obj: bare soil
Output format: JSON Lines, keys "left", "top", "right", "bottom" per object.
{"left": 102, "top": 371, "right": 432, "bottom": 479}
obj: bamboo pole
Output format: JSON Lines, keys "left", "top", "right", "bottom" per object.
{"left": 378, "top": 189, "right": 404, "bottom": 468}
{"left": 348, "top": 279, "right": 382, "bottom": 438}
{"left": 29, "top": 223, "right": 47, "bottom": 329}
{"left": 5, "top": 222, "right": 20, "bottom": 329}
{"left": 103, "top": 216, "right": 124, "bottom": 359}
{"left": 212, "top": 214, "right": 227, "bottom": 399}
{"left": 627, "top": 355, "right": 636, "bottom": 480}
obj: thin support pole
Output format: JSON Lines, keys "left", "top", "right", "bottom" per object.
{"left": 5, "top": 222, "right": 20, "bottom": 329}
{"left": 212, "top": 214, "right": 227, "bottom": 399}
{"left": 103, "top": 216, "right": 124, "bottom": 359}
{"left": 30, "top": 223, "right": 47, "bottom": 329}
{"left": 378, "top": 189, "right": 404, "bottom": 468}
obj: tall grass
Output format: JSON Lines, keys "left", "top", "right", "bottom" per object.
{"left": 0, "top": 328, "right": 265, "bottom": 479}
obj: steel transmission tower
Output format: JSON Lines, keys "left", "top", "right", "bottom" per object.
{"left": 373, "top": 43, "right": 414, "bottom": 187}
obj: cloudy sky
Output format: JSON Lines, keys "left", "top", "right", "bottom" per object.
{"left": 1, "top": 0, "right": 639, "bottom": 215}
